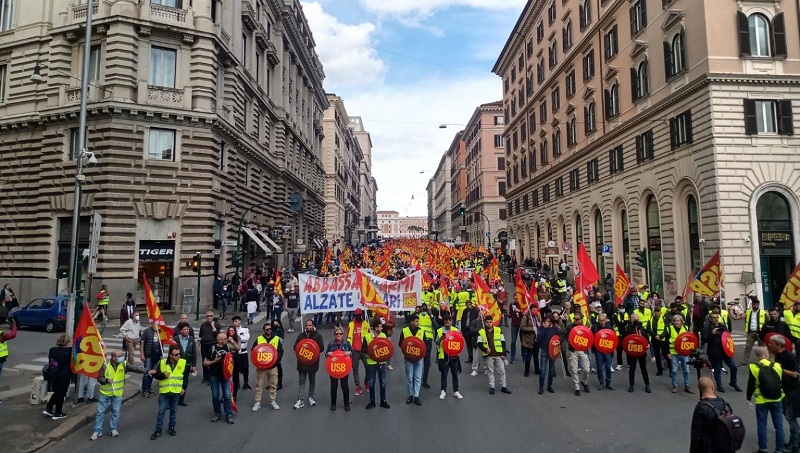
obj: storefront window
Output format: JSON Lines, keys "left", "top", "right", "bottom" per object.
{"left": 646, "top": 196, "right": 664, "bottom": 295}
{"left": 621, "top": 209, "right": 631, "bottom": 276}
{"left": 687, "top": 195, "right": 701, "bottom": 272}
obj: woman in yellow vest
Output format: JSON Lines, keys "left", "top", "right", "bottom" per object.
{"left": 148, "top": 345, "right": 187, "bottom": 440}
{"left": 91, "top": 350, "right": 126, "bottom": 440}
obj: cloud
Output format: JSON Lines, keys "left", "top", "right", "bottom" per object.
{"left": 342, "top": 76, "right": 502, "bottom": 216}
{"left": 301, "top": 2, "right": 386, "bottom": 89}
{"left": 360, "top": 0, "right": 525, "bottom": 25}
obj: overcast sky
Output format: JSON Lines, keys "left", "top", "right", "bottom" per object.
{"left": 302, "top": 0, "right": 525, "bottom": 217}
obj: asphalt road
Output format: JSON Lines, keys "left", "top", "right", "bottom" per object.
{"left": 32, "top": 314, "right": 773, "bottom": 453}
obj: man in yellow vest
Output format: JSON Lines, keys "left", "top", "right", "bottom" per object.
{"left": 252, "top": 323, "right": 283, "bottom": 412}
{"left": 363, "top": 318, "right": 390, "bottom": 409}
{"left": 746, "top": 346, "right": 785, "bottom": 453}
{"left": 399, "top": 315, "right": 425, "bottom": 406}
{"left": 665, "top": 315, "right": 694, "bottom": 394}
{"left": 784, "top": 301, "right": 800, "bottom": 351}
{"left": 417, "top": 304, "right": 438, "bottom": 389}
{"left": 149, "top": 345, "right": 188, "bottom": 440}
{"left": 347, "top": 309, "right": 370, "bottom": 395}
{"left": 477, "top": 315, "right": 512, "bottom": 395}
{"left": 0, "top": 318, "right": 18, "bottom": 404}
{"left": 91, "top": 350, "right": 126, "bottom": 440}
{"left": 743, "top": 297, "right": 766, "bottom": 364}
{"left": 647, "top": 308, "right": 668, "bottom": 376}
{"left": 436, "top": 313, "right": 463, "bottom": 400}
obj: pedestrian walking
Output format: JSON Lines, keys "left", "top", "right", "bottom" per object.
{"left": 294, "top": 319, "right": 324, "bottom": 409}
{"left": 743, "top": 297, "right": 766, "bottom": 364}
{"left": 435, "top": 313, "right": 463, "bottom": 400}
{"left": 0, "top": 318, "right": 18, "bottom": 404}
{"left": 232, "top": 315, "right": 251, "bottom": 399}
{"left": 702, "top": 311, "right": 741, "bottom": 393}
{"left": 140, "top": 324, "right": 163, "bottom": 397}
{"left": 251, "top": 323, "right": 283, "bottom": 412}
{"left": 203, "top": 333, "right": 235, "bottom": 424}
{"left": 747, "top": 346, "right": 785, "bottom": 453}
{"left": 363, "top": 317, "right": 390, "bottom": 409}
{"left": 90, "top": 350, "right": 126, "bottom": 440}
{"left": 567, "top": 311, "right": 591, "bottom": 396}
{"left": 44, "top": 334, "right": 73, "bottom": 420}
{"left": 119, "top": 293, "right": 136, "bottom": 327}
{"left": 592, "top": 313, "right": 614, "bottom": 391}
{"left": 346, "top": 309, "right": 370, "bottom": 395}
{"left": 149, "top": 345, "right": 187, "bottom": 440}
{"left": 625, "top": 313, "right": 651, "bottom": 393}
{"left": 665, "top": 315, "right": 694, "bottom": 394}
{"left": 198, "top": 311, "right": 221, "bottom": 383}
{"left": 477, "top": 314, "right": 512, "bottom": 395}
{"left": 689, "top": 377, "right": 739, "bottom": 453}
{"left": 768, "top": 335, "right": 800, "bottom": 453}
{"left": 399, "top": 314, "right": 425, "bottom": 406}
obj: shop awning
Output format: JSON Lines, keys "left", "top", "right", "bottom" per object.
{"left": 242, "top": 227, "right": 273, "bottom": 255}
{"left": 256, "top": 230, "right": 283, "bottom": 253}
{"left": 313, "top": 239, "right": 325, "bottom": 250}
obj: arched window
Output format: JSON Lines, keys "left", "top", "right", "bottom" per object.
{"left": 646, "top": 196, "right": 664, "bottom": 295}
{"left": 575, "top": 214, "right": 583, "bottom": 243}
{"left": 594, "top": 211, "right": 605, "bottom": 279}
{"left": 620, "top": 209, "right": 631, "bottom": 276}
{"left": 609, "top": 84, "right": 619, "bottom": 117}
{"left": 586, "top": 102, "right": 596, "bottom": 132}
{"left": 756, "top": 192, "right": 795, "bottom": 307}
{"left": 637, "top": 60, "right": 649, "bottom": 98}
{"left": 748, "top": 13, "right": 771, "bottom": 57}
{"left": 567, "top": 117, "right": 577, "bottom": 146}
{"left": 553, "top": 129, "right": 562, "bottom": 155}
{"left": 671, "top": 32, "right": 685, "bottom": 73}
{"left": 687, "top": 195, "right": 701, "bottom": 271}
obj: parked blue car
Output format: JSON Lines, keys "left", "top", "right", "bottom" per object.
{"left": 10, "top": 296, "right": 69, "bottom": 332}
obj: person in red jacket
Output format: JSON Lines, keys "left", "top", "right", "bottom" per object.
{"left": 0, "top": 318, "right": 18, "bottom": 404}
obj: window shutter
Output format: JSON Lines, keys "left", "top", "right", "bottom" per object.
{"left": 586, "top": 161, "right": 592, "bottom": 182}
{"left": 579, "top": 5, "right": 585, "bottom": 28}
{"left": 645, "top": 131, "right": 654, "bottom": 159}
{"left": 743, "top": 99, "right": 757, "bottom": 135}
{"left": 679, "top": 28, "right": 687, "bottom": 69}
{"left": 685, "top": 111, "right": 693, "bottom": 143}
{"left": 604, "top": 89, "right": 611, "bottom": 119}
{"left": 584, "top": 106, "right": 589, "bottom": 133}
{"left": 612, "top": 25, "right": 618, "bottom": 52}
{"left": 562, "top": 28, "right": 567, "bottom": 52}
{"left": 773, "top": 13, "right": 787, "bottom": 59}
{"left": 779, "top": 100, "right": 794, "bottom": 135}
{"left": 663, "top": 41, "right": 672, "bottom": 79}
{"left": 635, "top": 135, "right": 643, "bottom": 163}
{"left": 629, "top": 6, "right": 636, "bottom": 37}
{"left": 641, "top": 0, "right": 647, "bottom": 26}
{"left": 608, "top": 149, "right": 616, "bottom": 174}
{"left": 630, "top": 67, "right": 639, "bottom": 101}
{"left": 737, "top": 11, "right": 750, "bottom": 57}
{"left": 669, "top": 118, "right": 677, "bottom": 149}
{"left": 604, "top": 33, "right": 610, "bottom": 60}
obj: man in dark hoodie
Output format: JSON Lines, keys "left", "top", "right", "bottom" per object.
{"left": 689, "top": 376, "right": 736, "bottom": 453}
{"left": 293, "top": 319, "right": 324, "bottom": 409}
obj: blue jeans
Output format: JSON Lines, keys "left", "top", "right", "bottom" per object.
{"left": 93, "top": 394, "right": 122, "bottom": 433}
{"left": 155, "top": 393, "right": 179, "bottom": 432}
{"left": 710, "top": 355, "right": 738, "bottom": 387}
{"left": 313, "top": 313, "right": 323, "bottom": 326}
{"left": 404, "top": 360, "right": 423, "bottom": 397}
{"left": 209, "top": 375, "right": 233, "bottom": 417}
{"left": 756, "top": 401, "right": 785, "bottom": 452}
{"left": 366, "top": 364, "right": 387, "bottom": 404}
{"left": 670, "top": 355, "right": 690, "bottom": 387}
{"left": 538, "top": 351, "right": 556, "bottom": 390}
{"left": 142, "top": 357, "right": 156, "bottom": 392}
{"left": 786, "top": 397, "right": 800, "bottom": 450}
{"left": 595, "top": 351, "right": 612, "bottom": 385}
{"left": 509, "top": 325, "right": 520, "bottom": 361}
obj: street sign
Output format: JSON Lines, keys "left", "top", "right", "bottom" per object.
{"left": 548, "top": 240, "right": 556, "bottom": 247}
{"left": 602, "top": 244, "right": 611, "bottom": 256}
{"left": 459, "top": 226, "right": 466, "bottom": 232}
{"left": 222, "top": 240, "right": 237, "bottom": 247}
{"left": 88, "top": 212, "right": 102, "bottom": 274}
{"left": 212, "top": 249, "right": 220, "bottom": 255}
{"left": 485, "top": 232, "right": 491, "bottom": 237}
{"left": 562, "top": 241, "right": 572, "bottom": 255}
{"left": 296, "top": 239, "right": 305, "bottom": 245}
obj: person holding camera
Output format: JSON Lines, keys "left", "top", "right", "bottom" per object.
{"left": 702, "top": 312, "right": 741, "bottom": 393}
{"left": 202, "top": 333, "right": 234, "bottom": 425}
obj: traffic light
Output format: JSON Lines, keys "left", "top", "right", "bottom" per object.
{"left": 289, "top": 192, "right": 303, "bottom": 212}
{"left": 232, "top": 250, "right": 242, "bottom": 267}
{"left": 459, "top": 206, "right": 465, "bottom": 216}
{"left": 635, "top": 248, "right": 648, "bottom": 268}
{"left": 186, "top": 253, "right": 201, "bottom": 274}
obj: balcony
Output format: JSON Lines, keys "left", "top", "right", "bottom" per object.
{"left": 60, "top": 84, "right": 105, "bottom": 106}
{"left": 241, "top": 1, "right": 257, "bottom": 32}
{"left": 137, "top": 82, "right": 192, "bottom": 109}
{"left": 140, "top": 1, "right": 193, "bottom": 28}
{"left": 69, "top": 2, "right": 100, "bottom": 25}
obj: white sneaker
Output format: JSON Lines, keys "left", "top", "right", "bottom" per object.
{"left": 590, "top": 368, "right": 596, "bottom": 374}
{"left": 252, "top": 402, "right": 261, "bottom": 412}
{"left": 651, "top": 356, "right": 656, "bottom": 362}
{"left": 110, "top": 430, "right": 119, "bottom": 437}
{"left": 293, "top": 399, "right": 304, "bottom": 409}
{"left": 470, "top": 370, "right": 478, "bottom": 377}
{"left": 387, "top": 365, "right": 394, "bottom": 370}
{"left": 90, "top": 432, "right": 102, "bottom": 441}
{"left": 270, "top": 401, "right": 280, "bottom": 410}
{"left": 439, "top": 390, "right": 446, "bottom": 400}
{"left": 615, "top": 365, "right": 622, "bottom": 371}
{"left": 307, "top": 397, "right": 316, "bottom": 407}
{"left": 483, "top": 368, "right": 489, "bottom": 375}
{"left": 453, "top": 391, "right": 463, "bottom": 399}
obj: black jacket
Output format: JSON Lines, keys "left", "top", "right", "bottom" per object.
{"left": 759, "top": 319, "right": 795, "bottom": 344}
{"left": 294, "top": 330, "right": 324, "bottom": 372}
{"left": 702, "top": 322, "right": 729, "bottom": 358}
{"left": 173, "top": 334, "right": 197, "bottom": 368}
{"left": 689, "top": 397, "right": 734, "bottom": 453}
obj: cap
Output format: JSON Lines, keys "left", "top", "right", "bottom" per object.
{"left": 354, "top": 308, "right": 364, "bottom": 315}
{"left": 590, "top": 302, "right": 602, "bottom": 308}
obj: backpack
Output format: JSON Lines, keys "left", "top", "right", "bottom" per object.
{"left": 757, "top": 361, "right": 783, "bottom": 400}
{"left": 42, "top": 358, "right": 59, "bottom": 381}
{"left": 702, "top": 400, "right": 745, "bottom": 451}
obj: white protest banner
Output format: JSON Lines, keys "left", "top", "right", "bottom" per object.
{"left": 299, "top": 271, "right": 424, "bottom": 314}
{"left": 366, "top": 271, "right": 423, "bottom": 312}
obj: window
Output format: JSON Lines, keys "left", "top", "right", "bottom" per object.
{"left": 494, "top": 115, "right": 505, "bottom": 125}
{"left": 0, "top": 64, "right": 6, "bottom": 103}
{"left": 548, "top": 1, "right": 556, "bottom": 25}
{"left": 551, "top": 86, "right": 560, "bottom": 112}
{"left": 521, "top": 155, "right": 528, "bottom": 178}
{"left": 242, "top": 33, "right": 249, "bottom": 68}
{"left": 513, "top": 164, "right": 519, "bottom": 184}
{"left": 563, "top": 21, "right": 573, "bottom": 52}
{"left": 152, "top": 0, "right": 179, "bottom": 6}
{"left": 664, "top": 29, "right": 686, "bottom": 79}
{"left": 540, "top": 101, "right": 548, "bottom": 123}
{"left": 635, "top": 130, "right": 654, "bottom": 163}
{"left": 518, "top": 54, "right": 524, "bottom": 73}
{"left": 555, "top": 177, "right": 564, "bottom": 197}
{"left": 608, "top": 145, "right": 623, "bottom": 174}
{"left": 605, "top": 84, "right": 619, "bottom": 119}
{"left": 521, "top": 122, "right": 527, "bottom": 141}
{"left": 499, "top": 209, "right": 507, "bottom": 221}
{"left": 566, "top": 69, "right": 576, "bottom": 98}
{"left": 567, "top": 117, "right": 577, "bottom": 146}
{"left": 511, "top": 67, "right": 517, "bottom": 82}
{"left": 0, "top": 0, "right": 12, "bottom": 31}
{"left": 569, "top": 168, "right": 580, "bottom": 191}
{"left": 584, "top": 101, "right": 596, "bottom": 133}
{"left": 88, "top": 46, "right": 101, "bottom": 81}
{"left": 549, "top": 40, "right": 558, "bottom": 69}
{"left": 256, "top": 52, "right": 262, "bottom": 83}
{"left": 523, "top": 194, "right": 529, "bottom": 211}
{"left": 553, "top": 129, "right": 562, "bottom": 156}
{"left": 504, "top": 78, "right": 510, "bottom": 93}
{"left": 586, "top": 158, "right": 599, "bottom": 183}
{"left": 497, "top": 156, "right": 506, "bottom": 170}
{"left": 498, "top": 181, "right": 507, "bottom": 196}
{"left": 540, "top": 139, "right": 549, "bottom": 165}
{"left": 512, "top": 129, "right": 519, "bottom": 150}
{"left": 669, "top": 109, "right": 693, "bottom": 149}
{"left": 148, "top": 128, "right": 177, "bottom": 161}
{"left": 738, "top": 12, "right": 786, "bottom": 58}
{"left": 579, "top": 0, "right": 591, "bottom": 30}
{"left": 537, "top": 59, "right": 545, "bottom": 84}
{"left": 537, "top": 21, "right": 544, "bottom": 43}
{"left": 529, "top": 150, "right": 537, "bottom": 173}
{"left": 149, "top": 46, "right": 177, "bottom": 88}
{"left": 494, "top": 134, "right": 504, "bottom": 148}
{"left": 604, "top": 25, "right": 618, "bottom": 61}
{"left": 542, "top": 183, "right": 551, "bottom": 203}
{"left": 594, "top": 210, "right": 606, "bottom": 278}
{"left": 527, "top": 38, "right": 534, "bottom": 57}
{"left": 687, "top": 195, "right": 701, "bottom": 272}
{"left": 631, "top": 60, "right": 649, "bottom": 101}
{"left": 68, "top": 127, "right": 82, "bottom": 160}
{"left": 744, "top": 99, "right": 793, "bottom": 135}
{"left": 532, "top": 189, "right": 540, "bottom": 207}
{"left": 583, "top": 49, "right": 595, "bottom": 81}
{"left": 529, "top": 112, "right": 536, "bottom": 134}
{"left": 630, "top": 0, "right": 647, "bottom": 37}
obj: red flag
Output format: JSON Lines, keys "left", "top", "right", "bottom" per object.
{"left": 230, "top": 381, "right": 238, "bottom": 412}
{"left": 689, "top": 251, "right": 722, "bottom": 296}
{"left": 680, "top": 269, "right": 696, "bottom": 302}
{"left": 473, "top": 273, "right": 502, "bottom": 326}
{"left": 355, "top": 269, "right": 389, "bottom": 317}
{"left": 274, "top": 269, "right": 283, "bottom": 297}
{"left": 514, "top": 269, "right": 535, "bottom": 314}
{"left": 71, "top": 302, "right": 106, "bottom": 378}
{"left": 613, "top": 263, "right": 631, "bottom": 304}
{"left": 439, "top": 273, "right": 450, "bottom": 301}
{"left": 779, "top": 262, "right": 800, "bottom": 308}
{"left": 575, "top": 242, "right": 599, "bottom": 286}
{"left": 142, "top": 273, "right": 174, "bottom": 342}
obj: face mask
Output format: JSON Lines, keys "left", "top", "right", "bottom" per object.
{"left": 115, "top": 356, "right": 125, "bottom": 364}
{"left": 133, "top": 317, "right": 140, "bottom": 322}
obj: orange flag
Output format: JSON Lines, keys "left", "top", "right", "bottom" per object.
{"left": 613, "top": 263, "right": 631, "bottom": 304}
{"left": 71, "top": 302, "right": 107, "bottom": 378}
{"left": 514, "top": 268, "right": 535, "bottom": 314}
{"left": 439, "top": 273, "right": 450, "bottom": 302}
{"left": 320, "top": 248, "right": 332, "bottom": 274}
{"left": 374, "top": 257, "right": 389, "bottom": 279}
{"left": 573, "top": 290, "right": 589, "bottom": 320}
{"left": 688, "top": 251, "right": 722, "bottom": 296}
{"left": 473, "top": 273, "right": 502, "bottom": 326}
{"left": 142, "top": 273, "right": 174, "bottom": 342}
{"left": 274, "top": 269, "right": 283, "bottom": 297}
{"left": 779, "top": 262, "right": 800, "bottom": 308}
{"left": 680, "top": 270, "right": 696, "bottom": 302}
{"left": 354, "top": 269, "right": 389, "bottom": 318}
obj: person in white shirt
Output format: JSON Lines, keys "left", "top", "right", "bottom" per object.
{"left": 231, "top": 315, "right": 251, "bottom": 399}
{"left": 119, "top": 314, "right": 142, "bottom": 368}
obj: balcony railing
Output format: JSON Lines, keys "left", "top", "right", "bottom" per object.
{"left": 150, "top": 3, "right": 187, "bottom": 22}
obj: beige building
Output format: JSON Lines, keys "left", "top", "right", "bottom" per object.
{"left": 350, "top": 116, "right": 379, "bottom": 243}
{"left": 377, "top": 211, "right": 428, "bottom": 239}
{"left": 447, "top": 132, "right": 467, "bottom": 242}
{"left": 494, "top": 0, "right": 800, "bottom": 306}
{"left": 0, "top": 0, "right": 328, "bottom": 310}
{"left": 463, "top": 101, "right": 508, "bottom": 250}
{"left": 426, "top": 152, "right": 452, "bottom": 241}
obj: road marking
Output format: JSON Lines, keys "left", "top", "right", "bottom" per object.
{"left": 0, "top": 385, "right": 33, "bottom": 399}
{"left": 12, "top": 364, "right": 44, "bottom": 372}
{"left": 32, "top": 358, "right": 48, "bottom": 363}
